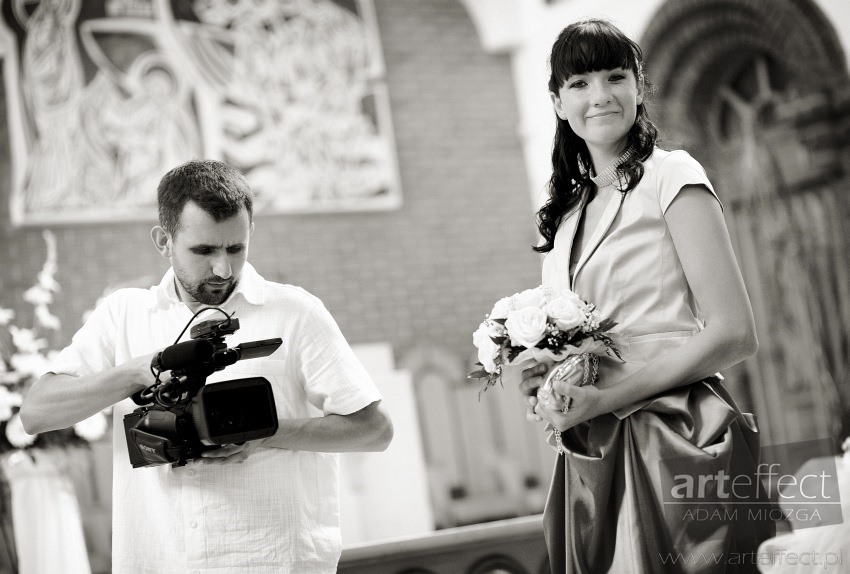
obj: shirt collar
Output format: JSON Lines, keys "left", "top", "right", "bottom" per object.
{"left": 148, "top": 262, "right": 265, "bottom": 310}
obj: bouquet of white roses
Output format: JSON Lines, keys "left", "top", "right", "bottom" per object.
{"left": 469, "top": 285, "right": 621, "bottom": 395}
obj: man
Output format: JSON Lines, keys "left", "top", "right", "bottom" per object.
{"left": 21, "top": 159, "right": 393, "bottom": 573}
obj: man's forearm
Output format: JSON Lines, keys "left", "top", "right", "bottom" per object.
{"left": 265, "top": 400, "right": 393, "bottom": 453}
{"left": 20, "top": 360, "right": 150, "bottom": 434}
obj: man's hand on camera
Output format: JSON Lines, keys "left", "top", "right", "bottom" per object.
{"left": 127, "top": 351, "right": 171, "bottom": 392}
{"left": 199, "top": 439, "right": 266, "bottom": 464}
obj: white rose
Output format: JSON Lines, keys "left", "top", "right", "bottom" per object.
{"left": 489, "top": 297, "right": 513, "bottom": 320}
{"left": 505, "top": 306, "right": 548, "bottom": 349}
{"left": 74, "top": 411, "right": 108, "bottom": 442}
{"left": 556, "top": 287, "right": 585, "bottom": 306}
{"left": 472, "top": 322, "right": 501, "bottom": 373}
{"left": 512, "top": 287, "right": 547, "bottom": 310}
{"left": 545, "top": 297, "right": 586, "bottom": 330}
{"left": 5, "top": 413, "right": 36, "bottom": 448}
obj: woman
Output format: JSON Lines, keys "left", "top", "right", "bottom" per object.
{"left": 521, "top": 19, "right": 774, "bottom": 573}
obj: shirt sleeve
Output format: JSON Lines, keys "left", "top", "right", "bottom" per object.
{"left": 656, "top": 150, "right": 722, "bottom": 214}
{"left": 292, "top": 295, "right": 382, "bottom": 416}
{"left": 48, "top": 294, "right": 118, "bottom": 377}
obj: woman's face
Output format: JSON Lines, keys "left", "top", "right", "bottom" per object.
{"left": 549, "top": 67, "right": 644, "bottom": 153}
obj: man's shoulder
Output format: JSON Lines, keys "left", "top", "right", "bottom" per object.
{"left": 98, "top": 286, "right": 156, "bottom": 309}
{"left": 74, "top": 287, "right": 156, "bottom": 331}
{"left": 259, "top": 280, "right": 325, "bottom": 311}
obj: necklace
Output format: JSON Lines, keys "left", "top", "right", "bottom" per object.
{"left": 590, "top": 147, "right": 635, "bottom": 188}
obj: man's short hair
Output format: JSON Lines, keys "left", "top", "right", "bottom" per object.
{"left": 157, "top": 159, "right": 254, "bottom": 236}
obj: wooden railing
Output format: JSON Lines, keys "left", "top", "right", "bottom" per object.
{"left": 338, "top": 514, "right": 550, "bottom": 574}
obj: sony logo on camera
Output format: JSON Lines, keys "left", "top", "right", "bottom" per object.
{"left": 123, "top": 313, "right": 282, "bottom": 469}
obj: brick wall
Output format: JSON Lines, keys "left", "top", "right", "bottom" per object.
{"left": 0, "top": 0, "right": 542, "bottom": 366}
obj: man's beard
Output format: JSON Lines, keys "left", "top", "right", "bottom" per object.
{"left": 175, "top": 273, "right": 237, "bottom": 305}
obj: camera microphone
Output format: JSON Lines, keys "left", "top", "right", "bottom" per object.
{"left": 151, "top": 339, "right": 215, "bottom": 372}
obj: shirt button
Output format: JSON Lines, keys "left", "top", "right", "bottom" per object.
{"left": 187, "top": 469, "right": 196, "bottom": 477}
{"left": 189, "top": 520, "right": 197, "bottom": 528}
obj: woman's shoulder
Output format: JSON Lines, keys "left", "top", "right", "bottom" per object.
{"left": 643, "top": 147, "right": 718, "bottom": 212}
{"left": 645, "top": 147, "right": 706, "bottom": 173}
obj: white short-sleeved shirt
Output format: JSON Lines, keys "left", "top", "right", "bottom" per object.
{"left": 50, "top": 263, "right": 382, "bottom": 574}
{"left": 542, "top": 148, "right": 720, "bottom": 415}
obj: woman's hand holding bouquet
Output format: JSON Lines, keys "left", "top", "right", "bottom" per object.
{"left": 469, "top": 285, "right": 621, "bottom": 452}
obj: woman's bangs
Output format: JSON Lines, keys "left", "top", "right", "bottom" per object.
{"left": 554, "top": 28, "right": 635, "bottom": 83}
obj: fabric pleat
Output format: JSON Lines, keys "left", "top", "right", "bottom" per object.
{"left": 544, "top": 378, "right": 775, "bottom": 573}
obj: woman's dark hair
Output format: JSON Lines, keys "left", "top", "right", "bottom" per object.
{"left": 534, "top": 19, "right": 658, "bottom": 253}
{"left": 157, "top": 159, "right": 254, "bottom": 236}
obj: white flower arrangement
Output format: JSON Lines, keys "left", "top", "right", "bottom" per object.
{"left": 0, "top": 231, "right": 108, "bottom": 454}
{"left": 469, "top": 285, "right": 621, "bottom": 395}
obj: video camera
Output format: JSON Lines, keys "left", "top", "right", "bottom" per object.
{"left": 123, "top": 313, "right": 282, "bottom": 468}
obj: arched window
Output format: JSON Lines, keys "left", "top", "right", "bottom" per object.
{"left": 642, "top": 0, "right": 850, "bottom": 446}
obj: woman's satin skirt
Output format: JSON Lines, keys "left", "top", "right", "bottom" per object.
{"left": 543, "top": 378, "right": 776, "bottom": 573}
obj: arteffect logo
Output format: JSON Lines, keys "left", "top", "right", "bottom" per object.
{"left": 659, "top": 438, "right": 842, "bottom": 530}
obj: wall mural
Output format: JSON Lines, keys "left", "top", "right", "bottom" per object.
{"left": 0, "top": 0, "right": 400, "bottom": 225}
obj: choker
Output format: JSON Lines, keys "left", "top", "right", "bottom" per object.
{"left": 590, "top": 147, "right": 636, "bottom": 188}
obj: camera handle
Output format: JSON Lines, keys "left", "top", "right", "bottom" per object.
{"left": 132, "top": 368, "right": 213, "bottom": 407}
{"left": 130, "top": 338, "right": 282, "bottom": 406}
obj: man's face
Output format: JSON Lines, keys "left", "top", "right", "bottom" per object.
{"left": 168, "top": 202, "right": 252, "bottom": 307}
